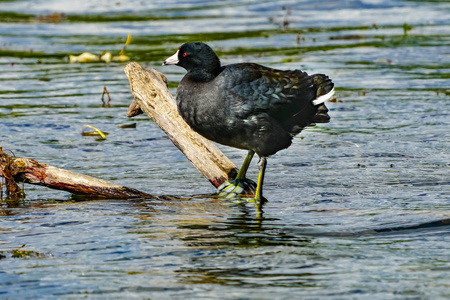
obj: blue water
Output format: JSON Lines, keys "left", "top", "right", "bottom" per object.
{"left": 1, "top": 0, "right": 449, "bottom": 299}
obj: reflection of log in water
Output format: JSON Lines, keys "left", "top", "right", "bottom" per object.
{"left": 1, "top": 63, "right": 249, "bottom": 200}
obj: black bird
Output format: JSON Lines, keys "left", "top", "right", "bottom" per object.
{"left": 163, "top": 42, "right": 334, "bottom": 213}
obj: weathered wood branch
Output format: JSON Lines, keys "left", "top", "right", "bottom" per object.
{"left": 124, "top": 62, "right": 238, "bottom": 188}
{"left": 0, "top": 147, "right": 154, "bottom": 199}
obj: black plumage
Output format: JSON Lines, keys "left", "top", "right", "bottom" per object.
{"left": 164, "top": 42, "right": 334, "bottom": 213}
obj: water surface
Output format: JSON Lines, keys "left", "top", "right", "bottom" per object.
{"left": 0, "top": 0, "right": 449, "bottom": 299}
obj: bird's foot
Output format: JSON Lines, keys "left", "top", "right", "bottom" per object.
{"left": 218, "top": 178, "right": 268, "bottom": 215}
{"left": 217, "top": 178, "right": 257, "bottom": 198}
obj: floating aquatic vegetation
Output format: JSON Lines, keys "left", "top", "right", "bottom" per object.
{"left": 82, "top": 125, "right": 108, "bottom": 140}
{"left": 328, "top": 97, "right": 343, "bottom": 103}
{"left": 69, "top": 34, "right": 131, "bottom": 63}
{"left": 69, "top": 51, "right": 129, "bottom": 63}
{"left": 35, "top": 12, "right": 66, "bottom": 23}
{"left": 118, "top": 123, "right": 137, "bottom": 129}
{"left": 11, "top": 244, "right": 43, "bottom": 258}
{"left": 403, "top": 22, "right": 413, "bottom": 37}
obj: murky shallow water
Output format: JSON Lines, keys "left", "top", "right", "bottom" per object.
{"left": 1, "top": 0, "right": 449, "bottom": 298}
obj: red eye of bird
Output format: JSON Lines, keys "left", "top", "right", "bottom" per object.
{"left": 182, "top": 52, "right": 187, "bottom": 57}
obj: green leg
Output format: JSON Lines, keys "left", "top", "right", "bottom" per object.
{"left": 236, "top": 150, "right": 255, "bottom": 180}
{"left": 255, "top": 156, "right": 267, "bottom": 214}
{"left": 218, "top": 150, "right": 255, "bottom": 197}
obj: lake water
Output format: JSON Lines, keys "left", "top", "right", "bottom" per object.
{"left": 1, "top": 0, "right": 449, "bottom": 299}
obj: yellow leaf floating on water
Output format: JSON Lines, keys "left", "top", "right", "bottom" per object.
{"left": 113, "top": 54, "right": 130, "bottom": 62}
{"left": 69, "top": 52, "right": 99, "bottom": 63}
{"left": 69, "top": 52, "right": 129, "bottom": 64}
{"left": 82, "top": 125, "right": 107, "bottom": 139}
{"left": 69, "top": 34, "right": 131, "bottom": 63}
{"left": 100, "top": 52, "right": 112, "bottom": 63}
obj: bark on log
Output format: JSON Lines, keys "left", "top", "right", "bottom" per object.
{"left": 0, "top": 148, "right": 154, "bottom": 199}
{"left": 124, "top": 62, "right": 238, "bottom": 188}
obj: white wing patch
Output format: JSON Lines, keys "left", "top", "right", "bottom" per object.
{"left": 312, "top": 88, "right": 335, "bottom": 106}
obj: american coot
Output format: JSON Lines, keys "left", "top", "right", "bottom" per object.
{"left": 164, "top": 42, "right": 334, "bottom": 213}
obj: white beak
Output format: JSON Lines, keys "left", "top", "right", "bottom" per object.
{"left": 163, "top": 50, "right": 179, "bottom": 66}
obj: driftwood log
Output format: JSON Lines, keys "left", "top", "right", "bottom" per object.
{"left": 0, "top": 147, "right": 153, "bottom": 199}
{"left": 1, "top": 63, "right": 246, "bottom": 200}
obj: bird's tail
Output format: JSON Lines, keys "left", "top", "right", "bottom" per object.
{"left": 310, "top": 74, "right": 334, "bottom": 124}
{"left": 311, "top": 74, "right": 335, "bottom": 106}
{"left": 311, "top": 103, "right": 330, "bottom": 124}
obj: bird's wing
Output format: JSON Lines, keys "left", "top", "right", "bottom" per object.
{"left": 221, "top": 63, "right": 316, "bottom": 120}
